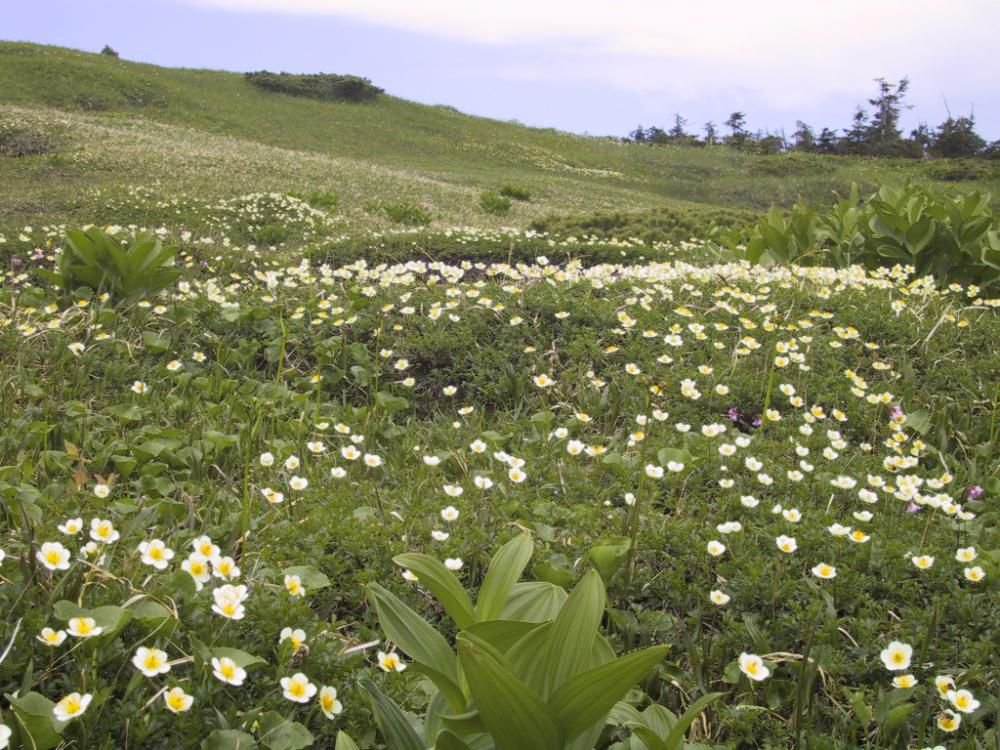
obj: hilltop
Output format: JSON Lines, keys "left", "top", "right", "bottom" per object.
{"left": 1, "top": 41, "right": 998, "bottom": 238}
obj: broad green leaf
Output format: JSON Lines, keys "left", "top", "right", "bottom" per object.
{"left": 201, "top": 729, "right": 257, "bottom": 750}
{"left": 281, "top": 565, "right": 331, "bottom": 591}
{"left": 258, "top": 711, "right": 313, "bottom": 750}
{"left": 376, "top": 391, "right": 410, "bottom": 413}
{"left": 334, "top": 733, "right": 360, "bottom": 750}
{"left": 7, "top": 691, "right": 63, "bottom": 750}
{"left": 476, "top": 533, "right": 534, "bottom": 621}
{"left": 586, "top": 537, "right": 632, "bottom": 583}
{"left": 52, "top": 602, "right": 132, "bottom": 639}
{"left": 549, "top": 646, "right": 668, "bottom": 742}
{"left": 464, "top": 619, "right": 545, "bottom": 654}
{"left": 662, "top": 693, "right": 725, "bottom": 750}
{"left": 878, "top": 702, "right": 915, "bottom": 741}
{"left": 534, "top": 570, "right": 606, "bottom": 698}
{"left": 212, "top": 648, "right": 267, "bottom": 670}
{"left": 456, "top": 634, "right": 561, "bottom": 750}
{"left": 360, "top": 678, "right": 425, "bottom": 750}
{"left": 433, "top": 730, "right": 474, "bottom": 750}
{"left": 393, "top": 553, "right": 475, "bottom": 628}
{"left": 500, "top": 582, "right": 567, "bottom": 622}
{"left": 367, "top": 583, "right": 459, "bottom": 685}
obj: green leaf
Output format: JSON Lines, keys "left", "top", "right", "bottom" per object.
{"left": 366, "top": 583, "right": 464, "bottom": 708}
{"left": 201, "top": 729, "right": 258, "bottom": 750}
{"left": 456, "top": 634, "right": 562, "bottom": 750}
{"left": 586, "top": 537, "right": 632, "bottom": 583}
{"left": 281, "top": 565, "right": 331, "bottom": 591}
{"left": 878, "top": 703, "right": 915, "bottom": 740}
{"left": 433, "top": 730, "right": 475, "bottom": 750}
{"left": 212, "top": 647, "right": 267, "bottom": 670}
{"left": 463, "top": 620, "right": 545, "bottom": 654}
{"left": 376, "top": 391, "right": 410, "bottom": 414}
{"left": 549, "top": 646, "right": 668, "bottom": 742}
{"left": 476, "top": 533, "right": 534, "bottom": 621}
{"left": 6, "top": 691, "right": 63, "bottom": 750}
{"left": 258, "top": 711, "right": 313, "bottom": 750}
{"left": 52, "top": 602, "right": 132, "bottom": 639}
{"left": 142, "top": 331, "right": 171, "bottom": 354}
{"left": 334, "top": 733, "right": 360, "bottom": 750}
{"left": 662, "top": 693, "right": 725, "bottom": 750}
{"left": 359, "top": 678, "right": 425, "bottom": 750}
{"left": 500, "top": 582, "right": 567, "bottom": 622}
{"left": 534, "top": 570, "right": 606, "bottom": 698}
{"left": 393, "top": 553, "right": 475, "bottom": 629}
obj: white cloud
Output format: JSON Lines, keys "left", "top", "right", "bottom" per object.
{"left": 181, "top": 0, "right": 998, "bottom": 121}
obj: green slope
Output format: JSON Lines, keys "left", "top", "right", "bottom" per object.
{"left": 1, "top": 41, "right": 997, "bottom": 235}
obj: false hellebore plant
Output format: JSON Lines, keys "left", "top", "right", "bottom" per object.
{"left": 360, "top": 532, "right": 669, "bottom": 750}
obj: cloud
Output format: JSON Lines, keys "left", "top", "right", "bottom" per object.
{"left": 179, "top": 0, "right": 999, "bottom": 126}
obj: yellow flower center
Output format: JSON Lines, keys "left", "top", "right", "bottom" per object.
{"left": 168, "top": 693, "right": 186, "bottom": 710}
{"left": 746, "top": 662, "right": 758, "bottom": 674}
{"left": 46, "top": 550, "right": 62, "bottom": 564}
{"left": 150, "top": 548, "right": 163, "bottom": 559}
{"left": 384, "top": 657, "right": 397, "bottom": 669}
{"left": 76, "top": 620, "right": 92, "bottom": 634}
{"left": 322, "top": 695, "right": 334, "bottom": 709}
{"left": 221, "top": 663, "right": 235, "bottom": 678}
{"left": 892, "top": 652, "right": 904, "bottom": 664}
{"left": 63, "top": 698, "right": 80, "bottom": 714}
{"left": 145, "top": 654, "right": 161, "bottom": 670}
{"left": 956, "top": 695, "right": 969, "bottom": 708}
{"left": 290, "top": 682, "right": 305, "bottom": 697}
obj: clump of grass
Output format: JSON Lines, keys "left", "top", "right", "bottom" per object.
{"left": 290, "top": 189, "right": 339, "bottom": 211}
{"left": 499, "top": 183, "right": 532, "bottom": 201}
{"left": 365, "top": 199, "right": 433, "bottom": 226}
{"left": 0, "top": 120, "right": 57, "bottom": 157}
{"left": 480, "top": 190, "right": 512, "bottom": 216}
{"left": 244, "top": 71, "right": 383, "bottom": 103}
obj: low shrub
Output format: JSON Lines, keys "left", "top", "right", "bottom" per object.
{"left": 366, "top": 200, "right": 433, "bottom": 226}
{"left": 499, "top": 183, "right": 532, "bottom": 201}
{"left": 530, "top": 204, "right": 759, "bottom": 245}
{"left": 39, "top": 227, "right": 181, "bottom": 302}
{"left": 736, "top": 182, "right": 1000, "bottom": 288}
{"left": 245, "top": 71, "right": 383, "bottom": 103}
{"left": 0, "top": 120, "right": 57, "bottom": 157}
{"left": 480, "top": 190, "right": 513, "bottom": 216}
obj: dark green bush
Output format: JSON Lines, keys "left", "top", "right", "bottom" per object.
{"left": 366, "top": 200, "right": 432, "bottom": 226}
{"left": 39, "top": 227, "right": 181, "bottom": 301}
{"left": 479, "top": 191, "right": 512, "bottom": 216}
{"left": 530, "top": 204, "right": 759, "bottom": 245}
{"left": 245, "top": 71, "right": 383, "bottom": 103}
{"left": 738, "top": 182, "right": 1000, "bottom": 288}
{"left": 499, "top": 183, "right": 532, "bottom": 201}
{"left": 0, "top": 121, "right": 57, "bottom": 157}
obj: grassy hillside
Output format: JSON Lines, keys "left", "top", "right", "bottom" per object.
{"left": 2, "top": 41, "right": 998, "bottom": 237}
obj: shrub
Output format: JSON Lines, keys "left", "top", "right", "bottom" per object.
{"left": 499, "top": 183, "right": 532, "bottom": 201}
{"left": 480, "top": 190, "right": 513, "bottom": 216}
{"left": 244, "top": 71, "right": 383, "bottom": 103}
{"left": 530, "top": 204, "right": 758, "bottom": 245}
{"left": 738, "top": 182, "right": 1000, "bottom": 288}
{"left": 100, "top": 45, "right": 119, "bottom": 58}
{"left": 368, "top": 200, "right": 433, "bottom": 226}
{"left": 298, "top": 189, "right": 339, "bottom": 211}
{"left": 0, "top": 121, "right": 57, "bottom": 157}
{"left": 39, "top": 227, "right": 181, "bottom": 301}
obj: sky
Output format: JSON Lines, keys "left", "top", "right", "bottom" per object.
{"left": 6, "top": 0, "right": 1000, "bottom": 140}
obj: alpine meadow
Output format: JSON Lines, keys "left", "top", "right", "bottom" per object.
{"left": 2, "top": 37, "right": 1000, "bottom": 750}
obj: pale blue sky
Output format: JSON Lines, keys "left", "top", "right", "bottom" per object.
{"left": 6, "top": 0, "right": 999, "bottom": 140}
